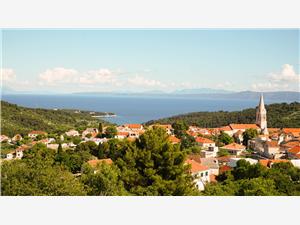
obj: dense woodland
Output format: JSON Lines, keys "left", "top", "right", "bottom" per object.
{"left": 146, "top": 102, "right": 300, "bottom": 128}
{"left": 1, "top": 101, "right": 107, "bottom": 137}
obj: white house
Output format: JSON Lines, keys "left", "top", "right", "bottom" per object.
{"left": 65, "top": 129, "right": 80, "bottom": 137}
{"left": 195, "top": 137, "right": 216, "bottom": 148}
{"left": 28, "top": 131, "right": 47, "bottom": 138}
{"left": 186, "top": 159, "right": 211, "bottom": 191}
{"left": 222, "top": 143, "right": 246, "bottom": 156}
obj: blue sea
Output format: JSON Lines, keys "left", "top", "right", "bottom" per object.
{"left": 1, "top": 94, "right": 276, "bottom": 125}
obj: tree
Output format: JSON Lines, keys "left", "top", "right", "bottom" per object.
{"left": 115, "top": 127, "right": 200, "bottom": 196}
{"left": 81, "top": 162, "right": 128, "bottom": 196}
{"left": 105, "top": 126, "right": 117, "bottom": 138}
{"left": 1, "top": 145, "right": 86, "bottom": 196}
{"left": 217, "top": 148, "right": 229, "bottom": 157}
{"left": 98, "top": 122, "right": 103, "bottom": 134}
{"left": 242, "top": 128, "right": 258, "bottom": 146}
{"left": 237, "top": 178, "right": 279, "bottom": 196}
{"left": 218, "top": 131, "right": 234, "bottom": 145}
{"left": 172, "top": 121, "right": 188, "bottom": 138}
{"left": 180, "top": 134, "right": 196, "bottom": 150}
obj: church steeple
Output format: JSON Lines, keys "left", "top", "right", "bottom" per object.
{"left": 256, "top": 94, "right": 268, "bottom": 135}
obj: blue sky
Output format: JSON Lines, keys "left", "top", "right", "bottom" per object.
{"left": 1, "top": 29, "right": 299, "bottom": 93}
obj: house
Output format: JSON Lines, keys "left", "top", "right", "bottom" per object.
{"left": 82, "top": 128, "right": 98, "bottom": 138}
{"left": 199, "top": 158, "right": 220, "bottom": 175}
{"left": 187, "top": 155, "right": 219, "bottom": 175}
{"left": 287, "top": 145, "right": 300, "bottom": 159}
{"left": 188, "top": 126, "right": 211, "bottom": 136}
{"left": 15, "top": 145, "right": 31, "bottom": 159}
{"left": 169, "top": 135, "right": 180, "bottom": 144}
{"left": 6, "top": 151, "right": 14, "bottom": 160}
{"left": 150, "top": 124, "right": 173, "bottom": 135}
{"left": 90, "top": 138, "right": 108, "bottom": 145}
{"left": 219, "top": 126, "right": 233, "bottom": 136}
{"left": 28, "top": 131, "right": 47, "bottom": 138}
{"left": 280, "top": 140, "right": 300, "bottom": 153}
{"left": 12, "top": 134, "right": 23, "bottom": 142}
{"left": 282, "top": 128, "right": 300, "bottom": 140}
{"left": 195, "top": 137, "right": 215, "bottom": 148}
{"left": 186, "top": 159, "right": 211, "bottom": 191}
{"left": 228, "top": 158, "right": 258, "bottom": 168}
{"left": 233, "top": 130, "right": 244, "bottom": 144}
{"left": 263, "top": 140, "right": 282, "bottom": 159}
{"left": 291, "top": 160, "right": 300, "bottom": 168}
{"left": 116, "top": 131, "right": 129, "bottom": 139}
{"left": 222, "top": 143, "right": 246, "bottom": 156}
{"left": 259, "top": 159, "right": 290, "bottom": 168}
{"left": 123, "top": 124, "right": 144, "bottom": 131}
{"left": 217, "top": 155, "right": 237, "bottom": 165}
{"left": 0, "top": 135, "right": 10, "bottom": 142}
{"left": 65, "top": 129, "right": 80, "bottom": 137}
{"left": 229, "top": 123, "right": 260, "bottom": 134}
{"left": 200, "top": 146, "right": 219, "bottom": 158}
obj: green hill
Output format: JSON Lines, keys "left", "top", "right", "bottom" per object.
{"left": 146, "top": 102, "right": 300, "bottom": 128}
{"left": 1, "top": 101, "right": 108, "bottom": 137}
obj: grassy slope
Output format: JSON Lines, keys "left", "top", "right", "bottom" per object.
{"left": 146, "top": 102, "right": 300, "bottom": 128}
{"left": 1, "top": 101, "right": 106, "bottom": 137}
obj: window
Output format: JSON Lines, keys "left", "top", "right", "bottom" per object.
{"left": 201, "top": 173, "right": 203, "bottom": 177}
{"left": 205, "top": 171, "right": 208, "bottom": 176}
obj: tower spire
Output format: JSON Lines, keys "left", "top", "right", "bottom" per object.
{"left": 256, "top": 94, "right": 268, "bottom": 135}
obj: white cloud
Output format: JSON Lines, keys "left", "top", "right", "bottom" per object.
{"left": 251, "top": 64, "right": 300, "bottom": 92}
{"left": 38, "top": 67, "right": 79, "bottom": 85}
{"left": 1, "top": 68, "right": 16, "bottom": 82}
{"left": 127, "top": 75, "right": 167, "bottom": 88}
{"left": 268, "top": 64, "right": 300, "bottom": 82}
{"left": 79, "top": 69, "right": 118, "bottom": 85}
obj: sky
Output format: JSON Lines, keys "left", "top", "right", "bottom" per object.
{"left": 1, "top": 29, "right": 299, "bottom": 93}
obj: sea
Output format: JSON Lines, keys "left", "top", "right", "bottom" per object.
{"left": 1, "top": 94, "right": 280, "bottom": 125}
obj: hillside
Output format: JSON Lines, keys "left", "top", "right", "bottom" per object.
{"left": 146, "top": 102, "right": 300, "bottom": 128}
{"left": 0, "top": 101, "right": 108, "bottom": 137}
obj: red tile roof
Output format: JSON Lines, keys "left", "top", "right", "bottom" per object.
{"left": 282, "top": 128, "right": 300, "bottom": 134}
{"left": 288, "top": 145, "right": 300, "bottom": 155}
{"left": 117, "top": 132, "right": 129, "bottom": 136}
{"left": 229, "top": 124, "right": 259, "bottom": 130}
{"left": 219, "top": 165, "right": 232, "bottom": 173}
{"left": 266, "top": 140, "right": 279, "bottom": 148}
{"left": 124, "top": 124, "right": 143, "bottom": 129}
{"left": 195, "top": 137, "right": 215, "bottom": 144}
{"left": 222, "top": 143, "right": 246, "bottom": 150}
{"left": 186, "top": 159, "right": 209, "bottom": 173}
{"left": 219, "top": 126, "right": 232, "bottom": 131}
{"left": 169, "top": 136, "right": 180, "bottom": 144}
{"left": 259, "top": 159, "right": 290, "bottom": 167}
{"left": 282, "top": 141, "right": 300, "bottom": 148}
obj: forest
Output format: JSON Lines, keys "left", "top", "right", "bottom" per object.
{"left": 1, "top": 101, "right": 108, "bottom": 137}
{"left": 146, "top": 102, "right": 300, "bottom": 128}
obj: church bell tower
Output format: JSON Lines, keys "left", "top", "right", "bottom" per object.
{"left": 256, "top": 94, "right": 268, "bottom": 135}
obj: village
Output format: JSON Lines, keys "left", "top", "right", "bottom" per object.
{"left": 1, "top": 95, "right": 300, "bottom": 191}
